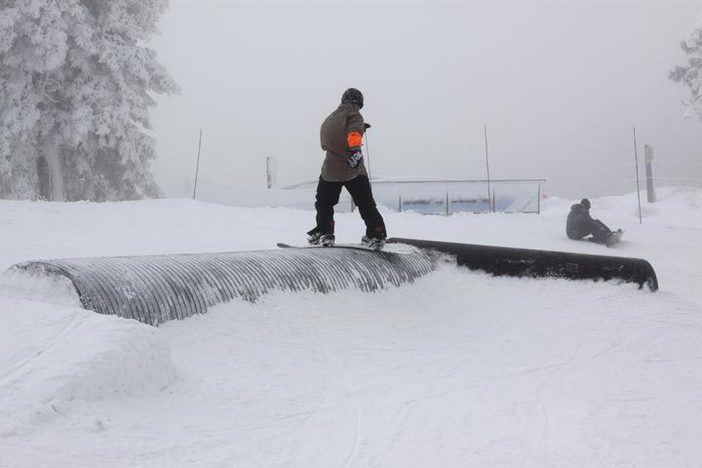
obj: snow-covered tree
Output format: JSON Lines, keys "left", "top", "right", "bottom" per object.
{"left": 670, "top": 23, "right": 702, "bottom": 121}
{"left": 0, "top": 0, "right": 178, "bottom": 201}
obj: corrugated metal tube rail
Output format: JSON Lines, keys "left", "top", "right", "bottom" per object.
{"left": 7, "top": 239, "right": 657, "bottom": 327}
{"left": 10, "top": 247, "right": 434, "bottom": 326}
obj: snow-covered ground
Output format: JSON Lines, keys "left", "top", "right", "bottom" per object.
{"left": 1, "top": 187, "right": 701, "bottom": 467}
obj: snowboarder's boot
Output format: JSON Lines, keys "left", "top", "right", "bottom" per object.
{"left": 307, "top": 224, "right": 335, "bottom": 247}
{"left": 361, "top": 235, "right": 385, "bottom": 250}
{"left": 308, "top": 231, "right": 335, "bottom": 247}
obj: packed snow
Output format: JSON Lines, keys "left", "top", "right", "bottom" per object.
{"left": 1, "top": 187, "right": 701, "bottom": 467}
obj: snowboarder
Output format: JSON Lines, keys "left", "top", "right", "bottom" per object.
{"left": 307, "top": 88, "right": 387, "bottom": 248}
{"left": 566, "top": 198, "right": 621, "bottom": 246}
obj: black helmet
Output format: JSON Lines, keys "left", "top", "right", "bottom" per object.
{"left": 581, "top": 198, "right": 591, "bottom": 209}
{"left": 341, "top": 88, "right": 363, "bottom": 108}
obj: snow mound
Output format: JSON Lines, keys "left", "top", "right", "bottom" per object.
{"left": 0, "top": 269, "right": 81, "bottom": 307}
{"left": 639, "top": 186, "right": 702, "bottom": 228}
{"left": 0, "top": 300, "right": 176, "bottom": 435}
{"left": 540, "top": 186, "right": 702, "bottom": 229}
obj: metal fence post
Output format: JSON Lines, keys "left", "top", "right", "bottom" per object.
{"left": 645, "top": 144, "right": 656, "bottom": 203}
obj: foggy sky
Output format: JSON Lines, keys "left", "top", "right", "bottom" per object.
{"left": 150, "top": 0, "right": 702, "bottom": 199}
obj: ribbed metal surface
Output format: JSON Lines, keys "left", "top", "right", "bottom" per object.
{"left": 11, "top": 247, "right": 434, "bottom": 326}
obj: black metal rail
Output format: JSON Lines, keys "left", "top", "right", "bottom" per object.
{"left": 387, "top": 238, "right": 658, "bottom": 292}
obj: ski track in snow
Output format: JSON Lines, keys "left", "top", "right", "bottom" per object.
{"left": 0, "top": 309, "right": 83, "bottom": 387}
{"left": 0, "top": 188, "right": 701, "bottom": 467}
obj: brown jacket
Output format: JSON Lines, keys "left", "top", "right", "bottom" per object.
{"left": 320, "top": 103, "right": 368, "bottom": 182}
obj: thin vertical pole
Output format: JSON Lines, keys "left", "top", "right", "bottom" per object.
{"left": 633, "top": 126, "right": 642, "bottom": 224}
{"left": 192, "top": 128, "right": 203, "bottom": 200}
{"left": 484, "top": 124, "right": 492, "bottom": 213}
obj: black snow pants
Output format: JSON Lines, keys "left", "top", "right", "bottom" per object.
{"left": 568, "top": 218, "right": 612, "bottom": 243}
{"left": 589, "top": 219, "right": 613, "bottom": 243}
{"left": 313, "top": 175, "right": 386, "bottom": 239}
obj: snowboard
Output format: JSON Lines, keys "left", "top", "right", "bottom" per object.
{"left": 605, "top": 229, "right": 624, "bottom": 247}
{"left": 585, "top": 229, "right": 624, "bottom": 247}
{"left": 276, "top": 242, "right": 385, "bottom": 252}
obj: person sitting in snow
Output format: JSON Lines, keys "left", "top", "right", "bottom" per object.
{"left": 306, "top": 88, "right": 387, "bottom": 248}
{"left": 566, "top": 198, "right": 621, "bottom": 246}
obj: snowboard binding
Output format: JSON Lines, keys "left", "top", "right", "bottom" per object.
{"left": 361, "top": 235, "right": 386, "bottom": 250}
{"left": 308, "top": 232, "right": 335, "bottom": 247}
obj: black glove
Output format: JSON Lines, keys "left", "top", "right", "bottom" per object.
{"left": 364, "top": 123, "right": 371, "bottom": 130}
{"left": 347, "top": 150, "right": 363, "bottom": 168}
